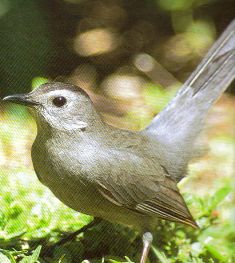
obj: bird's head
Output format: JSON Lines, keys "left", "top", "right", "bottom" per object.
{"left": 3, "top": 82, "right": 101, "bottom": 132}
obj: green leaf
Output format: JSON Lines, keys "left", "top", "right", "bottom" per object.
{"left": 31, "top": 77, "right": 48, "bottom": 90}
{"left": 152, "top": 246, "right": 170, "bottom": 263}
{"left": 205, "top": 243, "right": 227, "bottom": 262}
{"left": 208, "top": 186, "right": 232, "bottom": 211}
{"left": 124, "top": 257, "right": 135, "bottom": 263}
{"left": 19, "top": 246, "right": 41, "bottom": 263}
{"left": 30, "top": 246, "right": 41, "bottom": 262}
{"left": 108, "top": 257, "right": 134, "bottom": 263}
{"left": 0, "top": 251, "right": 17, "bottom": 263}
{"left": 0, "top": 252, "right": 15, "bottom": 263}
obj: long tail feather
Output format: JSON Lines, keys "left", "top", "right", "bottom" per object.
{"left": 143, "top": 19, "right": 235, "bottom": 181}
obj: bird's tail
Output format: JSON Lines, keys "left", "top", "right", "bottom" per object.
{"left": 143, "top": 19, "right": 235, "bottom": 182}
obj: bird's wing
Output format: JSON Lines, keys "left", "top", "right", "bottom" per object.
{"left": 93, "top": 149, "right": 196, "bottom": 228}
{"left": 143, "top": 19, "right": 235, "bottom": 181}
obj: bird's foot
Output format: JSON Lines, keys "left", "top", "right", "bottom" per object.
{"left": 140, "top": 232, "right": 153, "bottom": 263}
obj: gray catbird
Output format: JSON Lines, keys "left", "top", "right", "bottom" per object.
{"left": 3, "top": 19, "right": 235, "bottom": 263}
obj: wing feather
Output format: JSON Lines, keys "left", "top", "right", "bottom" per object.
{"left": 95, "top": 151, "right": 197, "bottom": 228}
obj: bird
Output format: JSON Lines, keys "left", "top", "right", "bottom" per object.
{"left": 2, "top": 19, "right": 235, "bottom": 263}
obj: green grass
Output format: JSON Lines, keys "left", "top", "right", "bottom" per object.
{"left": 0, "top": 93, "right": 234, "bottom": 262}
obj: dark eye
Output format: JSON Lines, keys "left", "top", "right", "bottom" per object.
{"left": 52, "top": 96, "right": 67, "bottom": 107}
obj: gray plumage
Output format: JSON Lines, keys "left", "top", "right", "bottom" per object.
{"left": 29, "top": 82, "right": 195, "bottom": 230}
{"left": 144, "top": 19, "right": 235, "bottom": 181}
{"left": 3, "top": 19, "right": 235, "bottom": 234}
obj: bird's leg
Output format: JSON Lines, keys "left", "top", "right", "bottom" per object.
{"left": 54, "top": 217, "right": 101, "bottom": 247}
{"left": 41, "top": 218, "right": 101, "bottom": 255}
{"left": 140, "top": 232, "right": 153, "bottom": 263}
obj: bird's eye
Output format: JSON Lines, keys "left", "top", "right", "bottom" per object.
{"left": 52, "top": 96, "right": 67, "bottom": 107}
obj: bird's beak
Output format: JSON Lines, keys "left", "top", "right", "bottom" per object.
{"left": 2, "top": 93, "right": 39, "bottom": 107}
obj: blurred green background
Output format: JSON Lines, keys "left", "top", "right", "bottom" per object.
{"left": 0, "top": 0, "right": 235, "bottom": 262}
